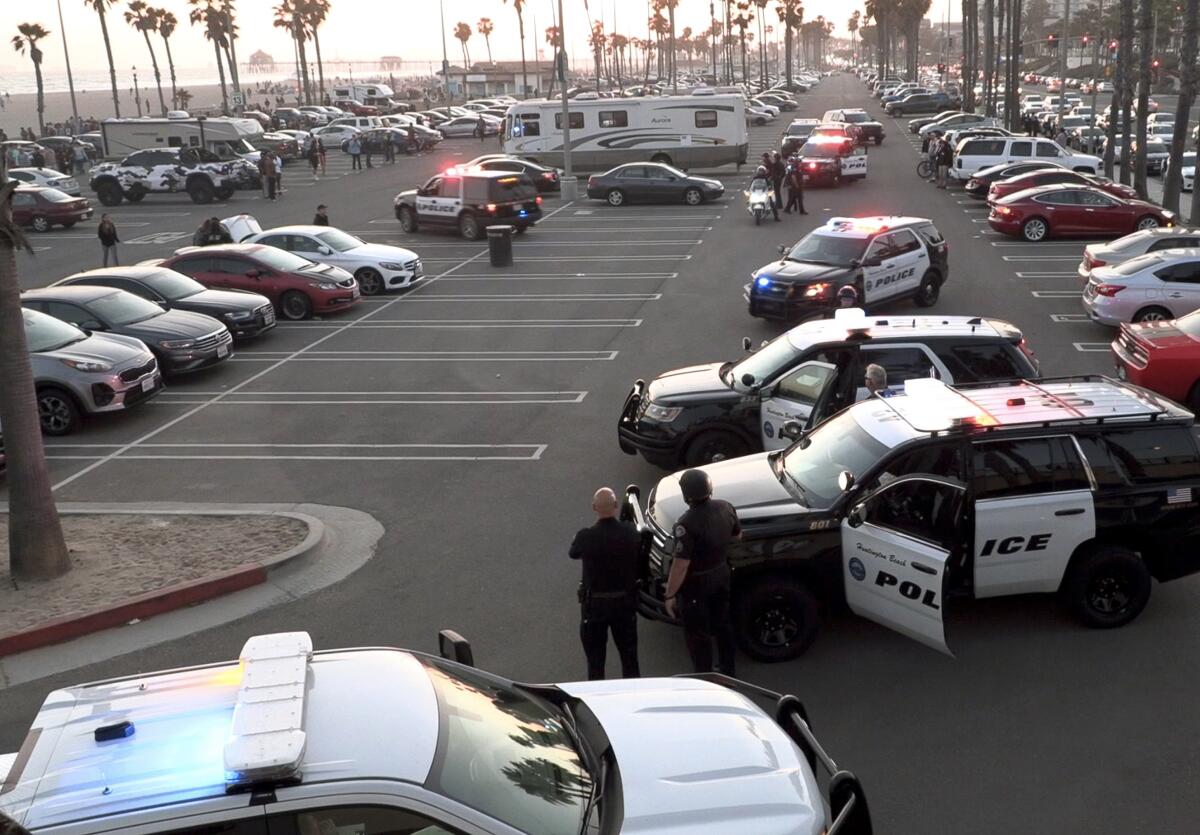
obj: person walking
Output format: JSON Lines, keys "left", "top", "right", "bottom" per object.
{"left": 770, "top": 152, "right": 787, "bottom": 211}
{"left": 97, "top": 214, "right": 119, "bottom": 267}
{"left": 30, "top": 147, "right": 45, "bottom": 169}
{"left": 569, "top": 487, "right": 643, "bottom": 680}
{"left": 262, "top": 152, "right": 278, "bottom": 200}
{"left": 72, "top": 142, "right": 90, "bottom": 176}
{"left": 312, "top": 204, "right": 330, "bottom": 226}
{"left": 307, "top": 139, "right": 320, "bottom": 178}
{"left": 384, "top": 131, "right": 396, "bottom": 163}
{"left": 664, "top": 469, "right": 741, "bottom": 676}
{"left": 406, "top": 124, "right": 418, "bottom": 154}
{"left": 935, "top": 135, "right": 952, "bottom": 189}
{"left": 474, "top": 117, "right": 486, "bottom": 142}
{"left": 363, "top": 137, "right": 374, "bottom": 169}
{"left": 783, "top": 161, "right": 806, "bottom": 214}
{"left": 317, "top": 138, "right": 327, "bottom": 175}
{"left": 348, "top": 136, "right": 362, "bottom": 171}
{"left": 273, "top": 152, "right": 285, "bottom": 195}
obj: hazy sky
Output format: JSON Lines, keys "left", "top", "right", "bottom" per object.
{"left": 1, "top": 0, "right": 954, "bottom": 77}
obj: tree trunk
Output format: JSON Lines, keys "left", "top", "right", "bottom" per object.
{"left": 1163, "top": 0, "right": 1196, "bottom": 213}
{"left": 983, "top": 0, "right": 995, "bottom": 115}
{"left": 1133, "top": 0, "right": 1152, "bottom": 197}
{"left": 295, "top": 22, "right": 312, "bottom": 105}
{"left": 97, "top": 9, "right": 121, "bottom": 117}
{"left": 518, "top": 13, "right": 529, "bottom": 97}
{"left": 162, "top": 37, "right": 177, "bottom": 110}
{"left": 224, "top": 8, "right": 241, "bottom": 109}
{"left": 1119, "top": 0, "right": 1135, "bottom": 184}
{"left": 784, "top": 21, "right": 793, "bottom": 86}
{"left": 0, "top": 173, "right": 72, "bottom": 582}
{"left": 313, "top": 27, "right": 326, "bottom": 104}
{"left": 214, "top": 38, "right": 229, "bottom": 114}
{"left": 32, "top": 57, "right": 45, "bottom": 134}
{"left": 139, "top": 31, "right": 167, "bottom": 116}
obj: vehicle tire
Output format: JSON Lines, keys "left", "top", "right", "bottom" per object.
{"left": 459, "top": 212, "right": 481, "bottom": 240}
{"left": 1062, "top": 545, "right": 1151, "bottom": 629}
{"left": 95, "top": 180, "right": 124, "bottom": 206}
{"left": 214, "top": 186, "right": 234, "bottom": 200}
{"left": 61, "top": 221, "right": 76, "bottom": 229}
{"left": 514, "top": 225, "right": 527, "bottom": 235}
{"left": 1135, "top": 215, "right": 1162, "bottom": 231}
{"left": 355, "top": 267, "right": 384, "bottom": 296}
{"left": 606, "top": 188, "right": 626, "bottom": 207}
{"left": 735, "top": 576, "right": 821, "bottom": 662}
{"left": 30, "top": 215, "right": 51, "bottom": 233}
{"left": 1186, "top": 380, "right": 1200, "bottom": 412}
{"left": 37, "top": 387, "right": 81, "bottom": 436}
{"left": 651, "top": 153, "right": 673, "bottom": 166}
{"left": 124, "top": 186, "right": 146, "bottom": 203}
{"left": 187, "top": 179, "right": 215, "bottom": 204}
{"left": 914, "top": 270, "right": 941, "bottom": 307}
{"left": 684, "top": 430, "right": 749, "bottom": 466}
{"left": 1021, "top": 217, "right": 1049, "bottom": 241}
{"left": 398, "top": 206, "right": 418, "bottom": 232}
{"left": 754, "top": 211, "right": 762, "bottom": 226}
{"left": 916, "top": 159, "right": 932, "bottom": 179}
{"left": 278, "top": 291, "right": 312, "bottom": 321}
{"left": 683, "top": 187, "right": 703, "bottom": 206}
{"left": 1132, "top": 305, "right": 1172, "bottom": 323}
{"left": 874, "top": 135, "right": 884, "bottom": 144}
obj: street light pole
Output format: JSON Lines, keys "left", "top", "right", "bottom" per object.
{"left": 557, "top": 0, "right": 578, "bottom": 200}
{"left": 1059, "top": 0, "right": 1072, "bottom": 122}
{"left": 440, "top": 0, "right": 452, "bottom": 105}
{"left": 56, "top": 0, "right": 79, "bottom": 132}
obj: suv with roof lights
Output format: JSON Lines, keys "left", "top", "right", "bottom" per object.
{"left": 628, "top": 377, "right": 1200, "bottom": 661}
{"left": 747, "top": 216, "right": 949, "bottom": 321}
{"left": 393, "top": 168, "right": 543, "bottom": 240}
{"left": 617, "top": 309, "right": 1039, "bottom": 468}
{"left": 1, "top": 630, "right": 873, "bottom": 835}
{"left": 820, "top": 108, "right": 885, "bottom": 144}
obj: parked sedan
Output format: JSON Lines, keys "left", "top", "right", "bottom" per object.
{"left": 1078, "top": 227, "right": 1200, "bottom": 281}
{"left": 964, "top": 160, "right": 1063, "bottom": 199}
{"left": 22, "top": 286, "right": 232, "bottom": 376}
{"left": 53, "top": 265, "right": 276, "bottom": 339}
{"left": 466, "top": 156, "right": 562, "bottom": 192}
{"left": 986, "top": 169, "right": 1139, "bottom": 203}
{"left": 1083, "top": 249, "right": 1200, "bottom": 325}
{"left": 586, "top": 162, "right": 724, "bottom": 206}
{"left": 438, "top": 116, "right": 499, "bottom": 137}
{"left": 250, "top": 131, "right": 302, "bottom": 160}
{"left": 988, "top": 184, "right": 1176, "bottom": 241}
{"left": 161, "top": 243, "right": 360, "bottom": 320}
{"left": 1112, "top": 309, "right": 1200, "bottom": 410}
{"left": 22, "top": 307, "right": 161, "bottom": 435}
{"left": 310, "top": 124, "right": 361, "bottom": 145}
{"left": 10, "top": 186, "right": 93, "bottom": 232}
{"left": 243, "top": 224, "right": 422, "bottom": 295}
{"left": 6, "top": 166, "right": 80, "bottom": 196}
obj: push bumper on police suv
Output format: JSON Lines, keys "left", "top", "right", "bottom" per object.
{"left": 617, "top": 380, "right": 688, "bottom": 468}
{"left": 623, "top": 484, "right": 682, "bottom": 625}
{"left": 745, "top": 277, "right": 841, "bottom": 321}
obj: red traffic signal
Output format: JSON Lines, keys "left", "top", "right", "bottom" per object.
{"left": 1109, "top": 39, "right": 1119, "bottom": 50}
{"left": 1152, "top": 58, "right": 1160, "bottom": 68}
{"left": 1081, "top": 35, "right": 1090, "bottom": 46}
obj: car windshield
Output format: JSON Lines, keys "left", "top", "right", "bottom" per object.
{"left": 786, "top": 123, "right": 814, "bottom": 136}
{"left": 145, "top": 269, "right": 207, "bottom": 301}
{"left": 251, "top": 246, "right": 316, "bottom": 271}
{"left": 785, "top": 231, "right": 867, "bottom": 266}
{"left": 42, "top": 188, "right": 75, "bottom": 203}
{"left": 780, "top": 409, "right": 890, "bottom": 507}
{"left": 23, "top": 308, "right": 86, "bottom": 352}
{"left": 1111, "top": 253, "right": 1166, "bottom": 276}
{"left": 316, "top": 229, "right": 364, "bottom": 252}
{"left": 419, "top": 657, "right": 592, "bottom": 835}
{"left": 726, "top": 333, "right": 805, "bottom": 388}
{"left": 89, "top": 291, "right": 163, "bottom": 326}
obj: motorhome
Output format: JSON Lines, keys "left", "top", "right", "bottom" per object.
{"left": 503, "top": 94, "right": 748, "bottom": 170}
{"left": 331, "top": 83, "right": 395, "bottom": 101}
{"left": 99, "top": 115, "right": 263, "bottom": 160}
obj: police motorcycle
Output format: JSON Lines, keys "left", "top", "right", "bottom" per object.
{"left": 745, "top": 166, "right": 778, "bottom": 225}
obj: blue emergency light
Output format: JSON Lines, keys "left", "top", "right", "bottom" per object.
{"left": 756, "top": 276, "right": 771, "bottom": 288}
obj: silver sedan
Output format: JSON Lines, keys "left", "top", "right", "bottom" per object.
{"left": 1083, "top": 248, "right": 1200, "bottom": 325}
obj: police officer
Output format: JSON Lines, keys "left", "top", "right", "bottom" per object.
{"left": 569, "top": 487, "right": 642, "bottom": 680}
{"left": 664, "top": 469, "right": 740, "bottom": 676}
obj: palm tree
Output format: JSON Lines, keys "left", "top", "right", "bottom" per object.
{"left": 589, "top": 21, "right": 606, "bottom": 86}
{"left": 301, "top": 0, "right": 330, "bottom": 104}
{"left": 733, "top": 2, "right": 754, "bottom": 82}
{"left": 152, "top": 8, "right": 178, "bottom": 109}
{"left": 12, "top": 23, "right": 49, "bottom": 133}
{"left": 273, "top": 0, "right": 312, "bottom": 105}
{"left": 754, "top": 0, "right": 769, "bottom": 85}
{"left": 188, "top": 0, "right": 229, "bottom": 113}
{"left": 666, "top": 0, "right": 679, "bottom": 90}
{"left": 848, "top": 11, "right": 861, "bottom": 66}
{"left": 1132, "top": 0, "right": 1153, "bottom": 198}
{"left": 221, "top": 1, "right": 241, "bottom": 108}
{"left": 502, "top": 0, "right": 529, "bottom": 98}
{"left": 777, "top": 1, "right": 803, "bottom": 85}
{"left": 455, "top": 21, "right": 473, "bottom": 80}
{"left": 1165, "top": 0, "right": 1199, "bottom": 217}
{"left": 544, "top": 25, "right": 560, "bottom": 95}
{"left": 124, "top": 2, "right": 167, "bottom": 116}
{"left": 478, "top": 17, "right": 495, "bottom": 64}
{"left": 84, "top": 1, "right": 122, "bottom": 118}
{"left": 0, "top": 167, "right": 72, "bottom": 581}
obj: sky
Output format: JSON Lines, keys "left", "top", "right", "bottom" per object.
{"left": 1, "top": 0, "right": 955, "bottom": 81}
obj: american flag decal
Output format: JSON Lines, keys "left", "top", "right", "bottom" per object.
{"left": 1166, "top": 487, "right": 1194, "bottom": 505}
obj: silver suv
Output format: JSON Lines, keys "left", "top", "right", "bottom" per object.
{"left": 25, "top": 308, "right": 162, "bottom": 435}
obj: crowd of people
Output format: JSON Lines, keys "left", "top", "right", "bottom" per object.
{"left": 749, "top": 150, "right": 810, "bottom": 222}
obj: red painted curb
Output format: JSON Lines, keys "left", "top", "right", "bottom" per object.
{"left": 0, "top": 563, "right": 268, "bottom": 658}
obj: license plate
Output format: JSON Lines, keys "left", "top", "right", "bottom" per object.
{"left": 352, "top": 287, "right": 361, "bottom": 299}
{"left": 217, "top": 344, "right": 229, "bottom": 358}
{"left": 1117, "top": 365, "right": 1127, "bottom": 380}
{"left": 141, "top": 377, "right": 155, "bottom": 393}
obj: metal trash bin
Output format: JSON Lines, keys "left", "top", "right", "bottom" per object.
{"left": 486, "top": 224, "right": 514, "bottom": 267}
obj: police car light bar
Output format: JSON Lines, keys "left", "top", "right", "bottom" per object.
{"left": 223, "top": 631, "right": 313, "bottom": 791}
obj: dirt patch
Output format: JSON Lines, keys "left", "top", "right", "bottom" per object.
{"left": 0, "top": 513, "right": 309, "bottom": 636}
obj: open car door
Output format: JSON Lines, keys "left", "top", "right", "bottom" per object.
{"left": 759, "top": 360, "right": 838, "bottom": 450}
{"left": 840, "top": 475, "right": 965, "bottom": 655}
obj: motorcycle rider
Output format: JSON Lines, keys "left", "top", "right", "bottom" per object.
{"left": 747, "top": 165, "right": 780, "bottom": 222}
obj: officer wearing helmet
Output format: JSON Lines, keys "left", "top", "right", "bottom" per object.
{"left": 835, "top": 284, "right": 859, "bottom": 309}
{"left": 664, "top": 469, "right": 741, "bottom": 675}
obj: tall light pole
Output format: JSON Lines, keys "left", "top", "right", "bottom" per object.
{"left": 132, "top": 66, "right": 142, "bottom": 117}
{"left": 557, "top": 0, "right": 578, "bottom": 200}
{"left": 55, "top": 0, "right": 79, "bottom": 132}
{"left": 1059, "top": 0, "right": 1072, "bottom": 122}
{"left": 440, "top": 0, "right": 451, "bottom": 104}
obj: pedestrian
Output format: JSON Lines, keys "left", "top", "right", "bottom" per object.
{"left": 257, "top": 153, "right": 270, "bottom": 197}
{"left": 833, "top": 284, "right": 859, "bottom": 312}
{"left": 406, "top": 124, "right": 418, "bottom": 154}
{"left": 364, "top": 137, "right": 374, "bottom": 169}
{"left": 864, "top": 363, "right": 898, "bottom": 397}
{"left": 273, "top": 152, "right": 284, "bottom": 195}
{"left": 475, "top": 117, "right": 486, "bottom": 142}
{"left": 664, "top": 469, "right": 740, "bottom": 676}
{"left": 783, "top": 161, "right": 806, "bottom": 214}
{"left": 312, "top": 204, "right": 330, "bottom": 226}
{"left": 97, "top": 214, "right": 119, "bottom": 267}
{"left": 935, "top": 135, "right": 952, "bottom": 189}
{"left": 30, "top": 147, "right": 45, "bottom": 169}
{"left": 384, "top": 131, "right": 396, "bottom": 163}
{"left": 317, "top": 138, "right": 327, "bottom": 175}
{"left": 307, "top": 139, "right": 320, "bottom": 177}
{"left": 72, "top": 142, "right": 89, "bottom": 176}
{"left": 1054, "top": 127, "right": 1069, "bottom": 147}
{"left": 569, "top": 487, "right": 642, "bottom": 681}
{"left": 262, "top": 152, "right": 278, "bottom": 200}
{"left": 348, "top": 136, "right": 362, "bottom": 170}
{"left": 770, "top": 151, "right": 786, "bottom": 211}
{"left": 192, "top": 218, "right": 213, "bottom": 247}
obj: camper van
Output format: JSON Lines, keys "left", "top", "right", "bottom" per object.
{"left": 99, "top": 116, "right": 264, "bottom": 160}
{"left": 331, "top": 83, "right": 395, "bottom": 102}
{"left": 503, "top": 94, "right": 748, "bottom": 170}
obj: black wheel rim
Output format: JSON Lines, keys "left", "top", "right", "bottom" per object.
{"left": 282, "top": 296, "right": 308, "bottom": 319}
{"left": 753, "top": 603, "right": 800, "bottom": 649}
{"left": 696, "top": 437, "right": 736, "bottom": 463}
{"left": 1137, "top": 218, "right": 1159, "bottom": 230}
{"left": 1137, "top": 309, "right": 1168, "bottom": 322}
{"left": 39, "top": 395, "right": 72, "bottom": 433}
{"left": 1087, "top": 574, "right": 1133, "bottom": 616}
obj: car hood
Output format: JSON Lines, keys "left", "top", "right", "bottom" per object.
{"left": 651, "top": 452, "right": 803, "bottom": 526}
{"left": 300, "top": 262, "right": 355, "bottom": 282}
{"left": 119, "top": 309, "right": 223, "bottom": 341}
{"left": 348, "top": 242, "right": 418, "bottom": 262}
{"left": 646, "top": 362, "right": 736, "bottom": 404}
{"left": 559, "top": 677, "right": 823, "bottom": 835}
{"left": 754, "top": 259, "right": 855, "bottom": 285}
{"left": 689, "top": 177, "right": 724, "bottom": 189}
{"left": 33, "top": 331, "right": 151, "bottom": 367}
{"left": 180, "top": 287, "right": 270, "bottom": 311}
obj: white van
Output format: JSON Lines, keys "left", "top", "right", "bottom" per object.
{"left": 328, "top": 116, "right": 384, "bottom": 131}
{"left": 951, "top": 136, "right": 1101, "bottom": 179}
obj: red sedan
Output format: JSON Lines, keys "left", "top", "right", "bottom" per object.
{"left": 986, "top": 169, "right": 1139, "bottom": 203}
{"left": 160, "top": 243, "right": 361, "bottom": 321}
{"left": 988, "top": 184, "right": 1176, "bottom": 241}
{"left": 11, "top": 186, "right": 93, "bottom": 232}
{"left": 1112, "top": 310, "right": 1200, "bottom": 410}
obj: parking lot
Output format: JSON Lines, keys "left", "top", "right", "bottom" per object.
{"left": 5, "top": 74, "right": 1200, "bottom": 833}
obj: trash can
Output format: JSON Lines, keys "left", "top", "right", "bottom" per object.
{"left": 487, "top": 225, "right": 514, "bottom": 267}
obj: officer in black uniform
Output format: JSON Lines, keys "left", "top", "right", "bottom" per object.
{"left": 664, "top": 469, "right": 741, "bottom": 676}
{"left": 569, "top": 487, "right": 642, "bottom": 680}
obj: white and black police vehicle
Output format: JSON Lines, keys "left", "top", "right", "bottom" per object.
{"left": 1, "top": 630, "right": 872, "bottom": 835}
{"left": 627, "top": 377, "right": 1200, "bottom": 661}
{"left": 747, "top": 216, "right": 949, "bottom": 321}
{"left": 789, "top": 136, "right": 868, "bottom": 187}
{"left": 618, "top": 308, "right": 1039, "bottom": 468}
{"left": 393, "top": 167, "right": 544, "bottom": 240}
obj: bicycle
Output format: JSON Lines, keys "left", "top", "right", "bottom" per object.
{"left": 916, "top": 157, "right": 932, "bottom": 179}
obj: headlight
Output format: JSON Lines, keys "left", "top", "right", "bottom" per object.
{"left": 642, "top": 402, "right": 683, "bottom": 422}
{"left": 755, "top": 275, "right": 772, "bottom": 288}
{"left": 378, "top": 261, "right": 408, "bottom": 271}
{"left": 308, "top": 281, "right": 337, "bottom": 290}
{"left": 160, "top": 338, "right": 197, "bottom": 349}
{"left": 225, "top": 310, "right": 254, "bottom": 321}
{"left": 60, "top": 358, "right": 111, "bottom": 372}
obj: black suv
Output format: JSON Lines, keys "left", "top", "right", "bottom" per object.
{"left": 628, "top": 377, "right": 1200, "bottom": 661}
{"left": 617, "top": 313, "right": 1040, "bottom": 468}
{"left": 394, "top": 169, "right": 543, "bottom": 240}
{"left": 747, "top": 216, "right": 949, "bottom": 321}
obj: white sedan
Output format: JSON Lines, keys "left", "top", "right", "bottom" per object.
{"left": 7, "top": 166, "right": 80, "bottom": 196}
{"left": 310, "top": 124, "right": 361, "bottom": 145}
{"left": 437, "top": 116, "right": 500, "bottom": 137}
{"left": 244, "top": 224, "right": 422, "bottom": 295}
{"left": 1163, "top": 151, "right": 1196, "bottom": 192}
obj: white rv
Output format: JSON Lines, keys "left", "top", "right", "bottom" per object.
{"left": 99, "top": 116, "right": 263, "bottom": 160}
{"left": 331, "top": 83, "right": 395, "bottom": 101}
{"left": 502, "top": 94, "right": 749, "bottom": 170}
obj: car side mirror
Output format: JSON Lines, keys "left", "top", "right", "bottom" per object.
{"left": 741, "top": 372, "right": 757, "bottom": 388}
{"left": 847, "top": 502, "right": 866, "bottom": 528}
{"left": 80, "top": 319, "right": 103, "bottom": 331}
{"left": 778, "top": 244, "right": 788, "bottom": 256}
{"left": 780, "top": 420, "right": 804, "bottom": 441}
{"left": 318, "top": 245, "right": 332, "bottom": 255}
{"left": 742, "top": 336, "right": 753, "bottom": 352}
{"left": 860, "top": 257, "right": 881, "bottom": 268}
{"left": 245, "top": 269, "right": 262, "bottom": 279}
{"left": 438, "top": 629, "right": 474, "bottom": 667}
{"left": 838, "top": 470, "right": 856, "bottom": 491}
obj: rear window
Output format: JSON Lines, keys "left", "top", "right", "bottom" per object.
{"left": 488, "top": 175, "right": 537, "bottom": 203}
{"left": 1100, "top": 428, "right": 1199, "bottom": 484}
{"left": 963, "top": 139, "right": 1006, "bottom": 156}
{"left": 938, "top": 343, "right": 1025, "bottom": 382}
{"left": 972, "top": 436, "right": 1091, "bottom": 500}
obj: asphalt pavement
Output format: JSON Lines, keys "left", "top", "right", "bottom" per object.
{"left": 3, "top": 74, "right": 1199, "bottom": 833}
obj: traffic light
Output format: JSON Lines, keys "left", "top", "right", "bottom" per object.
{"left": 1151, "top": 58, "right": 1160, "bottom": 68}
{"left": 1048, "top": 33, "right": 1059, "bottom": 49}
{"left": 1109, "top": 39, "right": 1119, "bottom": 52}
{"left": 1081, "top": 34, "right": 1090, "bottom": 46}
{"left": 937, "top": 62, "right": 946, "bottom": 74}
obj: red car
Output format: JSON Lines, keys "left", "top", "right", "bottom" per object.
{"left": 1112, "top": 310, "right": 1200, "bottom": 410}
{"left": 988, "top": 184, "right": 1176, "bottom": 241}
{"left": 11, "top": 186, "right": 93, "bottom": 232}
{"left": 986, "top": 169, "right": 1139, "bottom": 203}
{"left": 333, "top": 99, "right": 379, "bottom": 116}
{"left": 159, "top": 243, "right": 361, "bottom": 321}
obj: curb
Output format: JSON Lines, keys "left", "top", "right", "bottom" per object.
{"left": 0, "top": 508, "right": 327, "bottom": 660}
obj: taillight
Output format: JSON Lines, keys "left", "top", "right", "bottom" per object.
{"left": 542, "top": 172, "right": 555, "bottom": 180}
{"left": 535, "top": 195, "right": 543, "bottom": 204}
{"left": 486, "top": 203, "right": 497, "bottom": 212}
{"left": 1086, "top": 253, "right": 1106, "bottom": 268}
{"left": 1094, "top": 283, "right": 1125, "bottom": 297}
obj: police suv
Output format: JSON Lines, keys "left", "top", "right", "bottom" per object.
{"left": 790, "top": 135, "right": 868, "bottom": 187}
{"left": 747, "top": 217, "right": 949, "bottom": 321}
{"left": 629, "top": 377, "right": 1200, "bottom": 661}
{"left": 618, "top": 309, "right": 1040, "bottom": 468}
{"left": 0, "top": 630, "right": 872, "bottom": 835}
{"left": 393, "top": 168, "right": 543, "bottom": 240}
